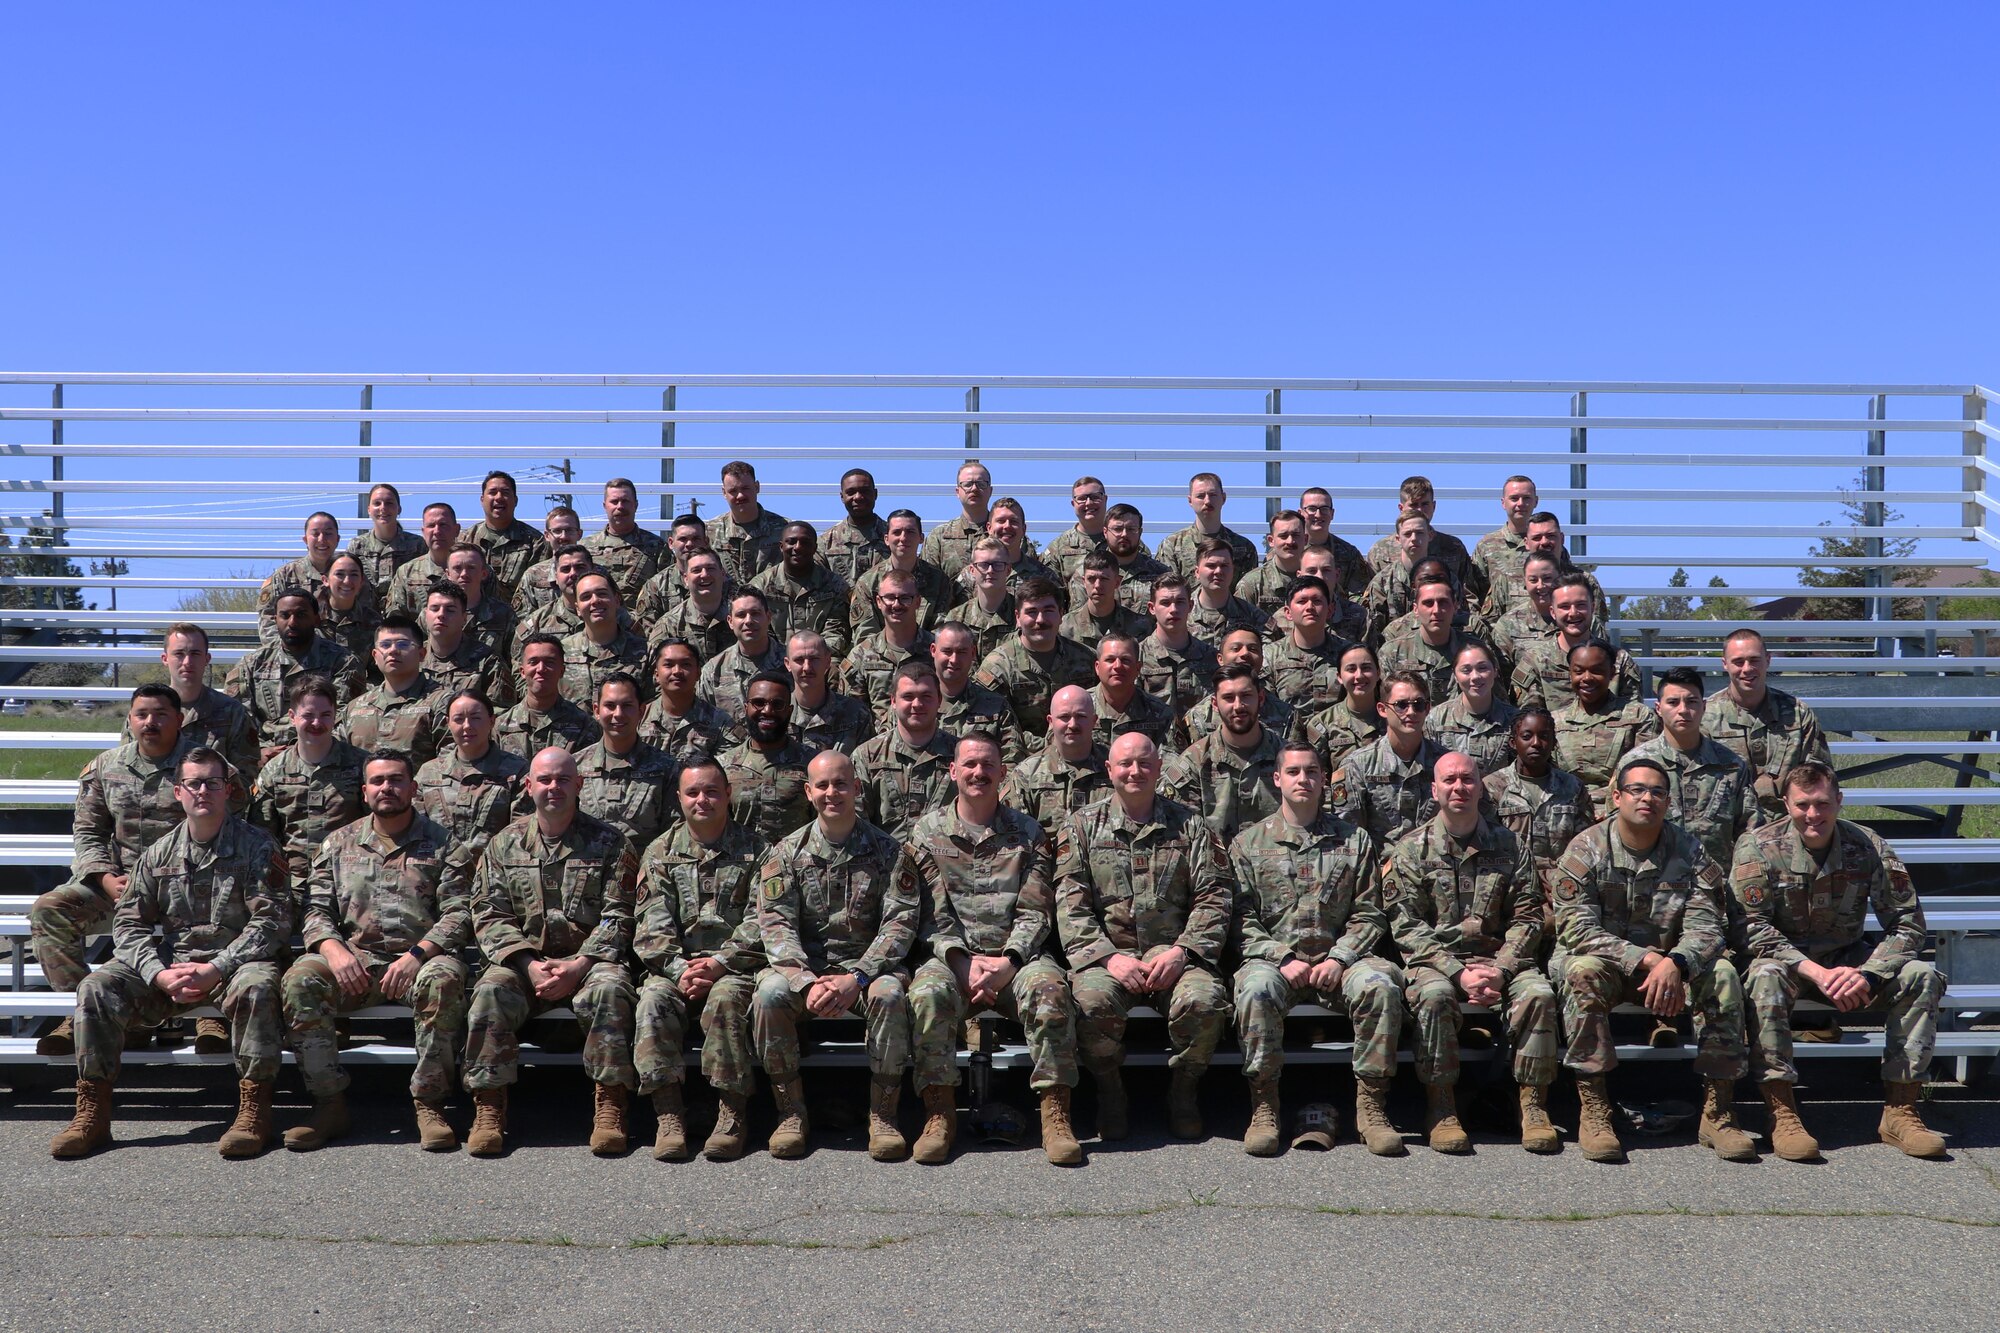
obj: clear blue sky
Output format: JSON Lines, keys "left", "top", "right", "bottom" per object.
{"left": 2, "top": 4, "right": 1995, "bottom": 599}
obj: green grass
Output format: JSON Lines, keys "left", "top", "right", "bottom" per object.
{"left": 1833, "top": 731, "right": 1999, "bottom": 838}
{"left": 0, "top": 708, "right": 120, "bottom": 783}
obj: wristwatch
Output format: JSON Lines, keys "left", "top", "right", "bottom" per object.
{"left": 850, "top": 969, "right": 870, "bottom": 990}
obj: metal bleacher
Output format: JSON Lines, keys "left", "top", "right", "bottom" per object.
{"left": 0, "top": 372, "right": 1996, "bottom": 1082}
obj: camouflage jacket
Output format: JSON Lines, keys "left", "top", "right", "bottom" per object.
{"left": 1308, "top": 533, "right": 1375, "bottom": 599}
{"left": 1551, "top": 819, "right": 1728, "bottom": 978}
{"left": 819, "top": 513, "right": 891, "bottom": 587}
{"left": 694, "top": 638, "right": 785, "bottom": 721}
{"left": 256, "top": 555, "right": 332, "bottom": 642}
{"left": 1702, "top": 687, "right": 1832, "bottom": 821}
{"left": 1235, "top": 558, "right": 1306, "bottom": 616}
{"left": 1060, "top": 602, "right": 1156, "bottom": 654}
{"left": 908, "top": 803, "right": 1054, "bottom": 961}
{"left": 423, "top": 635, "right": 515, "bottom": 711}
{"left": 758, "top": 817, "right": 918, "bottom": 983}
{"left": 1271, "top": 594, "right": 1369, "bottom": 649}
{"left": 575, "top": 737, "right": 680, "bottom": 853}
{"left": 1384, "top": 814, "right": 1542, "bottom": 982}
{"left": 583, "top": 526, "right": 667, "bottom": 602}
{"left": 706, "top": 507, "right": 789, "bottom": 585}
{"left": 638, "top": 695, "right": 731, "bottom": 759}
{"left": 73, "top": 737, "right": 194, "bottom": 882}
{"left": 1006, "top": 549, "right": 1064, "bottom": 604}
{"left": 1486, "top": 558, "right": 1608, "bottom": 628}
{"left": 719, "top": 736, "right": 820, "bottom": 846}
{"left": 494, "top": 695, "right": 602, "bottom": 761}
{"left": 646, "top": 592, "right": 734, "bottom": 665}
{"left": 973, "top": 633, "right": 1097, "bottom": 736}
{"left": 849, "top": 560, "right": 958, "bottom": 639}
{"left": 468, "top": 518, "right": 550, "bottom": 602}
{"left": 385, "top": 553, "right": 452, "bottom": 619}
{"left": 248, "top": 738, "right": 369, "bottom": 880}
{"left": 937, "top": 681, "right": 1025, "bottom": 764}
{"left": 1552, "top": 697, "right": 1661, "bottom": 803}
{"left": 1183, "top": 691, "right": 1295, "bottom": 752}
{"left": 839, "top": 629, "right": 936, "bottom": 723}
{"left": 1426, "top": 694, "right": 1520, "bottom": 778}
{"left": 920, "top": 514, "right": 988, "bottom": 582}
{"left": 1332, "top": 734, "right": 1449, "bottom": 847}
{"left": 559, "top": 626, "right": 651, "bottom": 709}
{"left": 1378, "top": 628, "right": 1482, "bottom": 709}
{"left": 1298, "top": 698, "right": 1384, "bottom": 774}
{"left": 751, "top": 561, "right": 854, "bottom": 659}
{"left": 223, "top": 636, "right": 367, "bottom": 749}
{"left": 511, "top": 556, "right": 561, "bottom": 614}
{"left": 1164, "top": 724, "right": 1285, "bottom": 843}
{"left": 337, "top": 675, "right": 448, "bottom": 768}
{"left": 318, "top": 593, "right": 380, "bottom": 668}
{"left": 301, "top": 811, "right": 475, "bottom": 967}
{"left": 1470, "top": 526, "right": 1528, "bottom": 599}
{"left": 1002, "top": 744, "right": 1111, "bottom": 830}
{"left": 792, "top": 688, "right": 876, "bottom": 757}
{"left": 1156, "top": 523, "right": 1260, "bottom": 588}
{"left": 953, "top": 594, "right": 1019, "bottom": 660}
{"left": 1068, "top": 551, "right": 1168, "bottom": 616}
{"left": 1055, "top": 794, "right": 1234, "bottom": 969}
{"left": 415, "top": 744, "right": 527, "bottom": 853}
{"left": 1228, "top": 810, "right": 1384, "bottom": 967}
{"left": 467, "top": 596, "right": 517, "bottom": 663}
{"left": 1263, "top": 632, "right": 1353, "bottom": 711}
{"left": 1138, "top": 632, "right": 1219, "bottom": 724}
{"left": 853, "top": 727, "right": 958, "bottom": 839}
{"left": 1510, "top": 636, "right": 1640, "bottom": 714}
{"left": 1367, "top": 529, "right": 1485, "bottom": 607}
{"left": 1186, "top": 594, "right": 1270, "bottom": 654}
{"left": 632, "top": 565, "right": 689, "bottom": 630}
{"left": 1088, "top": 682, "right": 1177, "bottom": 753}
{"left": 633, "top": 820, "right": 771, "bottom": 982}
{"left": 348, "top": 527, "right": 427, "bottom": 603}
{"left": 1043, "top": 525, "right": 1109, "bottom": 582}
{"left": 1483, "top": 763, "right": 1596, "bottom": 894}
{"left": 1627, "top": 733, "right": 1756, "bottom": 870}
{"left": 113, "top": 817, "right": 291, "bottom": 984}
{"left": 1730, "top": 817, "right": 1927, "bottom": 983}
{"left": 1485, "top": 602, "right": 1558, "bottom": 666}
{"left": 470, "top": 810, "right": 638, "bottom": 965}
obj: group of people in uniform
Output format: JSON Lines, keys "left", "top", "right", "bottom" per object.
{"left": 29, "top": 464, "right": 1950, "bottom": 1167}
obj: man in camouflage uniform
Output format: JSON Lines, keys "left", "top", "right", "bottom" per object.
{"left": 153, "top": 623, "right": 262, "bottom": 783}
{"left": 446, "top": 542, "right": 518, "bottom": 664}
{"left": 1296, "top": 488, "right": 1373, "bottom": 600}
{"left": 1137, "top": 574, "right": 1218, "bottom": 729}
{"left": 719, "top": 672, "right": 820, "bottom": 845}
{"left": 974, "top": 577, "right": 1096, "bottom": 737}
{"left": 575, "top": 672, "right": 679, "bottom": 853}
{"left": 497, "top": 634, "right": 602, "bottom": 759}
{"left": 1062, "top": 550, "right": 1156, "bottom": 651}
{"left": 1484, "top": 512, "right": 1609, "bottom": 627}
{"left": 257, "top": 511, "right": 341, "bottom": 641}
{"left": 385, "top": 502, "right": 461, "bottom": 618}
{"left": 1043, "top": 475, "right": 1110, "bottom": 582}
{"left": 644, "top": 545, "right": 732, "bottom": 667}
{"left": 950, "top": 536, "right": 1019, "bottom": 656}
{"left": 1087, "top": 631, "right": 1176, "bottom": 752}
{"left": 842, "top": 567, "right": 938, "bottom": 722}
{"left": 1379, "top": 574, "right": 1482, "bottom": 706}
{"left": 1511, "top": 574, "right": 1636, "bottom": 712}
{"left": 250, "top": 674, "right": 368, "bottom": 896}
{"left": 466, "top": 471, "right": 550, "bottom": 602}
{"left": 851, "top": 510, "right": 958, "bottom": 639}
{"left": 464, "top": 747, "right": 641, "bottom": 1157}
{"left": 508, "top": 505, "right": 583, "bottom": 613}
{"left": 1230, "top": 739, "right": 1404, "bottom": 1156}
{"left": 1235, "top": 508, "right": 1309, "bottom": 616}
{"left": 707, "top": 460, "right": 789, "bottom": 585}
{"left": 1386, "top": 751, "right": 1559, "bottom": 1154}
{"left": 224, "top": 588, "right": 366, "bottom": 756}
{"left": 787, "top": 630, "right": 874, "bottom": 755}
{"left": 338, "top": 614, "right": 448, "bottom": 767}
{"left": 417, "top": 688, "right": 527, "bottom": 854}
{"left": 1076, "top": 503, "right": 1169, "bottom": 614}
{"left": 1156, "top": 472, "right": 1260, "bottom": 587}
{"left": 1484, "top": 707, "right": 1596, "bottom": 914}
{"left": 1703, "top": 626, "right": 1833, "bottom": 822}
{"left": 1003, "top": 686, "right": 1111, "bottom": 828}
{"left": 1361, "top": 514, "right": 1454, "bottom": 640}
{"left": 633, "top": 756, "right": 770, "bottom": 1161}
{"left": 1469, "top": 474, "right": 1540, "bottom": 597}
{"left": 1263, "top": 576, "right": 1352, "bottom": 710}
{"left": 1183, "top": 627, "right": 1294, "bottom": 750}
{"left": 752, "top": 521, "right": 854, "bottom": 659}
{"left": 559, "top": 572, "right": 650, "bottom": 708}
{"left": 422, "top": 579, "right": 514, "bottom": 709}
{"left": 696, "top": 586, "right": 786, "bottom": 722}
{"left": 1485, "top": 552, "right": 1564, "bottom": 669}
{"left": 50, "top": 748, "right": 291, "bottom": 1160}
{"left": 921, "top": 461, "right": 994, "bottom": 581}
{"left": 988, "top": 496, "right": 1064, "bottom": 601}
{"left": 631, "top": 514, "right": 715, "bottom": 625}
{"left": 641, "top": 637, "right": 731, "bottom": 758}
{"left": 1056, "top": 733, "right": 1233, "bottom": 1141}
{"left": 1335, "top": 671, "right": 1449, "bottom": 848}
{"left": 753, "top": 749, "right": 920, "bottom": 1160}
{"left": 583, "top": 477, "right": 666, "bottom": 601}
{"left": 1364, "top": 476, "right": 1485, "bottom": 609}
{"left": 1169, "top": 664, "right": 1284, "bottom": 842}
{"left": 853, "top": 659, "right": 957, "bottom": 839}
{"left": 906, "top": 732, "right": 1084, "bottom": 1165}
{"left": 1628, "top": 665, "right": 1755, "bottom": 870}
{"left": 349, "top": 482, "right": 428, "bottom": 603}
{"left": 1732, "top": 761, "right": 1947, "bottom": 1160}
{"left": 513, "top": 542, "right": 600, "bottom": 669}
{"left": 279, "top": 750, "right": 475, "bottom": 1152}
{"left": 1552, "top": 640, "right": 1661, "bottom": 808}
{"left": 820, "top": 467, "right": 890, "bottom": 586}
{"left": 1184, "top": 541, "right": 1267, "bottom": 651}
{"left": 1550, "top": 754, "right": 1755, "bottom": 1164}
{"left": 933, "top": 620, "right": 1025, "bottom": 763}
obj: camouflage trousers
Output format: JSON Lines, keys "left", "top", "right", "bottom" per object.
{"left": 74, "top": 958, "right": 282, "bottom": 1083}
{"left": 463, "top": 960, "right": 638, "bottom": 1090}
{"left": 753, "top": 968, "right": 910, "bottom": 1086}
{"left": 1553, "top": 952, "right": 1747, "bottom": 1081}
{"left": 1233, "top": 957, "right": 1403, "bottom": 1081}
{"left": 29, "top": 879, "right": 113, "bottom": 992}
{"left": 1072, "top": 952, "right": 1228, "bottom": 1077}
{"left": 1405, "top": 963, "right": 1557, "bottom": 1088}
{"left": 634, "top": 971, "right": 757, "bottom": 1097}
{"left": 1746, "top": 956, "right": 1942, "bottom": 1084}
{"left": 281, "top": 952, "right": 468, "bottom": 1100}
{"left": 909, "top": 956, "right": 1077, "bottom": 1093}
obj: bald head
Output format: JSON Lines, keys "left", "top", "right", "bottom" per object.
{"left": 1433, "top": 748, "right": 1483, "bottom": 825}
{"left": 805, "top": 748, "right": 860, "bottom": 829}
{"left": 525, "top": 746, "right": 582, "bottom": 825}
{"left": 1047, "top": 685, "right": 1097, "bottom": 760}
{"left": 1106, "top": 732, "right": 1162, "bottom": 807}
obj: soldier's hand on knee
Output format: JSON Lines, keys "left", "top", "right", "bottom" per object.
{"left": 1280, "top": 958, "right": 1313, "bottom": 988}
{"left": 99, "top": 872, "right": 130, "bottom": 902}
{"left": 1306, "top": 957, "right": 1345, "bottom": 992}
{"left": 379, "top": 951, "right": 422, "bottom": 1001}
{"left": 322, "top": 941, "right": 372, "bottom": 1000}
{"left": 1106, "top": 953, "right": 1150, "bottom": 995}
{"left": 1458, "top": 963, "right": 1502, "bottom": 1006}
{"left": 1142, "top": 946, "right": 1189, "bottom": 993}
{"left": 1636, "top": 952, "right": 1686, "bottom": 1018}
{"left": 1817, "top": 964, "right": 1872, "bottom": 1012}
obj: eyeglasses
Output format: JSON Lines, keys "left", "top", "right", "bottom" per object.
{"left": 375, "top": 637, "right": 419, "bottom": 652}
{"left": 956, "top": 480, "right": 991, "bottom": 492}
{"left": 1386, "top": 699, "right": 1430, "bottom": 714}
{"left": 177, "top": 777, "right": 229, "bottom": 792}
{"left": 877, "top": 593, "right": 917, "bottom": 605}
{"left": 1618, "top": 783, "right": 1669, "bottom": 799}
{"left": 970, "top": 559, "right": 1010, "bottom": 572}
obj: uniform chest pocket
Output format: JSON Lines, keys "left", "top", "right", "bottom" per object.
{"left": 1645, "top": 882, "right": 1690, "bottom": 933}
{"left": 562, "top": 864, "right": 603, "bottom": 926}
{"left": 843, "top": 869, "right": 879, "bottom": 931}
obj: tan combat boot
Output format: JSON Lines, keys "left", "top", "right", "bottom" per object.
{"left": 1759, "top": 1082, "right": 1820, "bottom": 1161}
{"left": 1880, "top": 1081, "right": 1947, "bottom": 1158}
{"left": 1243, "top": 1076, "right": 1282, "bottom": 1157}
{"left": 1354, "top": 1076, "right": 1406, "bottom": 1156}
{"left": 1574, "top": 1074, "right": 1625, "bottom": 1163}
{"left": 35, "top": 1017, "right": 75, "bottom": 1058}
{"left": 218, "top": 1079, "right": 275, "bottom": 1158}
{"left": 650, "top": 1084, "right": 690, "bottom": 1161}
{"left": 768, "top": 1078, "right": 810, "bottom": 1158}
{"left": 589, "top": 1083, "right": 629, "bottom": 1156}
{"left": 282, "top": 1093, "right": 350, "bottom": 1152}
{"left": 704, "top": 1091, "right": 750, "bottom": 1161}
{"left": 911, "top": 1084, "right": 953, "bottom": 1164}
{"left": 1698, "top": 1078, "right": 1758, "bottom": 1162}
{"left": 467, "top": 1087, "right": 508, "bottom": 1157}
{"left": 871, "top": 1080, "right": 912, "bottom": 1162}
{"left": 413, "top": 1099, "right": 458, "bottom": 1152}
{"left": 1040, "top": 1086, "right": 1083, "bottom": 1166}
{"left": 193, "top": 1016, "right": 230, "bottom": 1055}
{"left": 1424, "top": 1082, "right": 1472, "bottom": 1154}
{"left": 49, "top": 1078, "right": 113, "bottom": 1159}
{"left": 1167, "top": 1069, "right": 1204, "bottom": 1139}
{"left": 1518, "top": 1084, "right": 1560, "bottom": 1154}
{"left": 1094, "top": 1069, "right": 1128, "bottom": 1141}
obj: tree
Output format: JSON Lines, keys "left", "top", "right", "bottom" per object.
{"left": 1695, "top": 575, "right": 1754, "bottom": 623}
{"left": 1619, "top": 567, "right": 1696, "bottom": 621}
{"left": 1798, "top": 475, "right": 1937, "bottom": 620}
{"left": 176, "top": 568, "right": 263, "bottom": 616}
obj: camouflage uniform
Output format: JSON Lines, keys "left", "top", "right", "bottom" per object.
{"left": 707, "top": 507, "right": 789, "bottom": 586}
{"left": 1485, "top": 557, "right": 1608, "bottom": 628}
{"left": 1235, "top": 558, "right": 1306, "bottom": 617}
{"left": 1186, "top": 596, "right": 1270, "bottom": 653}
{"left": 385, "top": 554, "right": 451, "bottom": 619}
{"left": 512, "top": 557, "right": 561, "bottom": 614}
{"left": 1470, "top": 526, "right": 1528, "bottom": 600}
{"left": 1229, "top": 810, "right": 1402, "bottom": 1079}
{"left": 348, "top": 526, "right": 427, "bottom": 603}
{"left": 1378, "top": 628, "right": 1483, "bottom": 708}
{"left": 937, "top": 681, "right": 1025, "bottom": 764}
{"left": 558, "top": 627, "right": 651, "bottom": 709}
{"left": 467, "top": 596, "right": 517, "bottom": 664}
{"left": 694, "top": 638, "right": 785, "bottom": 721}
{"left": 1510, "top": 636, "right": 1640, "bottom": 714}
{"left": 1366, "top": 530, "right": 1485, "bottom": 607}
{"left": 840, "top": 629, "right": 936, "bottom": 723}
{"left": 464, "top": 812, "right": 640, "bottom": 1091}
{"left": 30, "top": 737, "right": 195, "bottom": 992}
{"left": 514, "top": 597, "right": 585, "bottom": 663}
{"left": 121, "top": 686, "right": 262, "bottom": 791}
{"left": 853, "top": 727, "right": 958, "bottom": 839}
{"left": 820, "top": 513, "right": 890, "bottom": 587}
{"left": 954, "top": 595, "right": 1019, "bottom": 660}
{"left": 583, "top": 527, "right": 667, "bottom": 602}
{"left": 1272, "top": 594, "right": 1369, "bottom": 650}
{"left": 1486, "top": 602, "right": 1557, "bottom": 668}
{"left": 223, "top": 636, "right": 367, "bottom": 750}
{"left": 1732, "top": 818, "right": 1939, "bottom": 1084}
{"left": 1550, "top": 820, "right": 1745, "bottom": 1080}
{"left": 1484, "top": 763, "right": 1597, "bottom": 903}
{"left": 1002, "top": 744, "right": 1111, "bottom": 830}
{"left": 1298, "top": 699, "right": 1383, "bottom": 774}
{"left": 494, "top": 695, "right": 601, "bottom": 761}
{"left": 849, "top": 560, "right": 958, "bottom": 639}
{"left": 1043, "top": 525, "right": 1108, "bottom": 582}
{"left": 1087, "top": 683, "right": 1177, "bottom": 753}
{"left": 791, "top": 688, "right": 876, "bottom": 757}
{"left": 319, "top": 591, "right": 380, "bottom": 669}
{"left": 973, "top": 633, "right": 1097, "bottom": 737}
{"left": 1006, "top": 549, "right": 1065, "bottom": 605}
{"left": 638, "top": 695, "right": 731, "bottom": 760}
{"left": 1055, "top": 795, "right": 1233, "bottom": 1075}
{"left": 751, "top": 562, "right": 854, "bottom": 659}
{"left": 719, "top": 736, "right": 820, "bottom": 846}
{"left": 338, "top": 676, "right": 448, "bottom": 768}
{"left": 423, "top": 635, "right": 515, "bottom": 711}
{"left": 1385, "top": 814, "right": 1554, "bottom": 1087}
{"left": 467, "top": 518, "right": 550, "bottom": 603}
{"left": 1333, "top": 735, "right": 1450, "bottom": 848}
{"left": 633, "top": 821, "right": 771, "bottom": 1096}
{"left": 907, "top": 805, "right": 1076, "bottom": 1092}
{"left": 920, "top": 514, "right": 987, "bottom": 582}
{"left": 575, "top": 738, "right": 680, "bottom": 853}
{"left": 1138, "top": 633, "right": 1219, "bottom": 725}
{"left": 256, "top": 555, "right": 333, "bottom": 642}
{"left": 1182, "top": 691, "right": 1294, "bottom": 753}
{"left": 74, "top": 818, "right": 291, "bottom": 1085}
{"left": 1628, "top": 733, "right": 1755, "bottom": 870}
{"left": 1157, "top": 523, "right": 1260, "bottom": 587}
{"left": 415, "top": 744, "right": 527, "bottom": 854}
{"left": 1069, "top": 552, "right": 1169, "bottom": 616}
{"left": 1164, "top": 725, "right": 1285, "bottom": 842}
{"left": 1308, "top": 533, "right": 1375, "bottom": 600}
{"left": 1426, "top": 694, "right": 1520, "bottom": 778}
{"left": 753, "top": 818, "right": 919, "bottom": 1085}
{"left": 249, "top": 737, "right": 369, "bottom": 891}
{"left": 646, "top": 594, "right": 735, "bottom": 665}
{"left": 1552, "top": 697, "right": 1662, "bottom": 806}
{"left": 633, "top": 566, "right": 689, "bottom": 630}
{"left": 284, "top": 812, "right": 474, "bottom": 1100}
{"left": 1263, "top": 633, "right": 1353, "bottom": 711}
{"left": 1060, "top": 602, "right": 1155, "bottom": 654}
{"left": 1702, "top": 687, "right": 1832, "bottom": 822}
